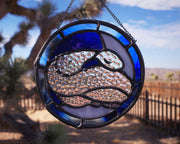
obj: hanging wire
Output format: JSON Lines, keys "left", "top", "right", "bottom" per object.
{"left": 99, "top": 0, "right": 136, "bottom": 42}
{"left": 56, "top": 0, "right": 136, "bottom": 42}
{"left": 56, "top": 0, "right": 75, "bottom": 30}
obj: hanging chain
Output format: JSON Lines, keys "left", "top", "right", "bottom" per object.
{"left": 56, "top": 0, "right": 136, "bottom": 42}
{"left": 99, "top": 0, "right": 136, "bottom": 42}
{"left": 56, "top": 0, "right": 75, "bottom": 30}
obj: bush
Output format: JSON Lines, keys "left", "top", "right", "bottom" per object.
{"left": 42, "top": 124, "right": 67, "bottom": 144}
{"left": 0, "top": 57, "right": 27, "bottom": 111}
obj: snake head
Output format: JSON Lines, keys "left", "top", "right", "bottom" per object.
{"left": 96, "top": 50, "right": 124, "bottom": 70}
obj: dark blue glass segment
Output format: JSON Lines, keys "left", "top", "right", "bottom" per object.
{"left": 102, "top": 110, "right": 117, "bottom": 122}
{"left": 48, "top": 88, "right": 61, "bottom": 104}
{"left": 49, "top": 103, "right": 70, "bottom": 121}
{"left": 37, "top": 69, "right": 51, "bottom": 104}
{"left": 48, "top": 103, "right": 81, "bottom": 126}
{"left": 50, "top": 32, "right": 103, "bottom": 60}
{"left": 117, "top": 83, "right": 139, "bottom": 114}
{"left": 82, "top": 59, "right": 99, "bottom": 69}
{"left": 40, "top": 34, "right": 62, "bottom": 66}
{"left": 116, "top": 81, "right": 139, "bottom": 114}
{"left": 117, "top": 94, "right": 136, "bottom": 114}
{"left": 128, "top": 47, "right": 141, "bottom": 81}
{"left": 42, "top": 90, "right": 51, "bottom": 104}
{"left": 63, "top": 23, "right": 97, "bottom": 36}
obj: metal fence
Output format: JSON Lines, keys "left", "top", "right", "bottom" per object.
{"left": 17, "top": 89, "right": 180, "bottom": 136}
{"left": 19, "top": 96, "right": 44, "bottom": 111}
{"left": 0, "top": 96, "right": 44, "bottom": 111}
{"left": 128, "top": 90, "right": 180, "bottom": 136}
{"left": 0, "top": 82, "right": 180, "bottom": 140}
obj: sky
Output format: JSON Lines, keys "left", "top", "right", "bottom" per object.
{"left": 0, "top": 0, "right": 180, "bottom": 69}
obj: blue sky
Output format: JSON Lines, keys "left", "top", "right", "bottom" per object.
{"left": 0, "top": 0, "right": 180, "bottom": 69}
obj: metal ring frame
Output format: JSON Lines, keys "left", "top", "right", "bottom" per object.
{"left": 34, "top": 20, "right": 145, "bottom": 128}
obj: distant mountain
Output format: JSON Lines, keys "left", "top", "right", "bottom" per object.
{"left": 145, "top": 68, "right": 180, "bottom": 80}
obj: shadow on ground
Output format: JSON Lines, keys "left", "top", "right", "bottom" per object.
{"left": 0, "top": 111, "right": 179, "bottom": 144}
{"left": 65, "top": 116, "right": 180, "bottom": 144}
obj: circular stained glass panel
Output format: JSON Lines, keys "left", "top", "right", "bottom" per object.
{"left": 34, "top": 20, "right": 145, "bottom": 128}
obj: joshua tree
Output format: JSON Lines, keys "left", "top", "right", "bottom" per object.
{"left": 177, "top": 71, "right": 180, "bottom": 82}
{"left": 150, "top": 73, "right": 159, "bottom": 80}
{"left": 0, "top": 0, "right": 106, "bottom": 68}
{"left": 0, "top": 57, "right": 27, "bottom": 112}
{"left": 165, "top": 72, "right": 174, "bottom": 81}
{"left": 3, "top": 21, "right": 34, "bottom": 58}
{"left": 0, "top": 33, "right": 4, "bottom": 55}
{"left": 0, "top": 33, "right": 4, "bottom": 43}
{"left": 0, "top": 0, "right": 106, "bottom": 142}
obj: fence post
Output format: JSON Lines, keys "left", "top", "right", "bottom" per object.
{"left": 170, "top": 97, "right": 173, "bottom": 133}
{"left": 158, "top": 95, "right": 161, "bottom": 129}
{"left": 174, "top": 97, "right": 177, "bottom": 135}
{"left": 145, "top": 90, "right": 149, "bottom": 125}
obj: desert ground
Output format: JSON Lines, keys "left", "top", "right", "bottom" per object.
{"left": 28, "top": 110, "right": 180, "bottom": 144}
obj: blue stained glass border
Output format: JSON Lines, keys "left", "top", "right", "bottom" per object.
{"left": 47, "top": 103, "right": 81, "bottom": 127}
{"left": 128, "top": 46, "right": 141, "bottom": 82}
{"left": 39, "top": 34, "right": 62, "bottom": 66}
{"left": 99, "top": 25, "right": 130, "bottom": 46}
{"left": 50, "top": 31, "right": 103, "bottom": 60}
{"left": 63, "top": 23, "right": 97, "bottom": 36}
{"left": 36, "top": 69, "right": 51, "bottom": 105}
{"left": 35, "top": 20, "right": 144, "bottom": 128}
{"left": 48, "top": 88, "right": 61, "bottom": 104}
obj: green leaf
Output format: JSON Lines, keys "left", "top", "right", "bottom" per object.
{"left": 38, "top": 0, "right": 57, "bottom": 17}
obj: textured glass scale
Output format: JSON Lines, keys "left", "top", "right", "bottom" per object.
{"left": 34, "top": 20, "right": 145, "bottom": 128}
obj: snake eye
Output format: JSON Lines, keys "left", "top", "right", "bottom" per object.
{"left": 96, "top": 51, "right": 123, "bottom": 70}
{"left": 104, "top": 58, "right": 112, "bottom": 64}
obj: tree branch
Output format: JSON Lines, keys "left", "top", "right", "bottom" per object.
{"left": 26, "top": 0, "right": 106, "bottom": 68}
{"left": 0, "top": 0, "right": 9, "bottom": 19}
{"left": 50, "top": 0, "right": 105, "bottom": 27}
{"left": 1, "top": 0, "right": 106, "bottom": 67}
{"left": 26, "top": 30, "right": 51, "bottom": 67}
{"left": 3, "top": 22, "right": 34, "bottom": 58}
{"left": 10, "top": 4, "right": 37, "bottom": 21}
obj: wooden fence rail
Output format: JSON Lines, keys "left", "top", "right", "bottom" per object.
{"left": 128, "top": 90, "right": 180, "bottom": 136}
{"left": 144, "top": 82, "right": 180, "bottom": 98}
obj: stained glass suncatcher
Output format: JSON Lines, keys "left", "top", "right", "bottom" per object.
{"left": 34, "top": 20, "right": 145, "bottom": 128}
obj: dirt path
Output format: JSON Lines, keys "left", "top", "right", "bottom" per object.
{"left": 27, "top": 110, "right": 179, "bottom": 144}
